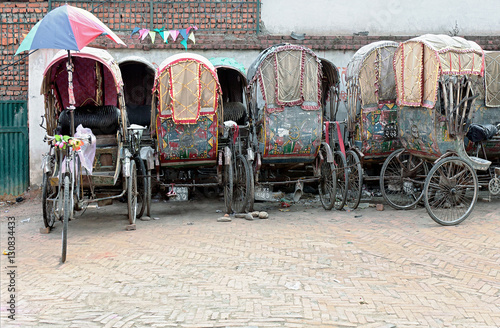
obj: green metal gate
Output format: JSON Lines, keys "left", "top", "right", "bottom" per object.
{"left": 0, "top": 101, "right": 29, "bottom": 196}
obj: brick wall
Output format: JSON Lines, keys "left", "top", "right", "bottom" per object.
{"left": 2, "top": 0, "right": 500, "bottom": 101}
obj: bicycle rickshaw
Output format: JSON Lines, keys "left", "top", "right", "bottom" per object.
{"left": 345, "top": 41, "right": 407, "bottom": 210}
{"left": 151, "top": 53, "right": 252, "bottom": 213}
{"left": 246, "top": 44, "right": 338, "bottom": 209}
{"left": 41, "top": 47, "right": 143, "bottom": 262}
{"left": 391, "top": 34, "right": 500, "bottom": 225}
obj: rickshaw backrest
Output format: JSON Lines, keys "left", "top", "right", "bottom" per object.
{"left": 57, "top": 105, "right": 120, "bottom": 135}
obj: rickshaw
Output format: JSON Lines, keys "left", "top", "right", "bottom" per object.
{"left": 246, "top": 44, "right": 338, "bottom": 209}
{"left": 40, "top": 47, "right": 142, "bottom": 262}
{"left": 119, "top": 57, "right": 156, "bottom": 218}
{"left": 210, "top": 57, "right": 254, "bottom": 211}
{"left": 151, "top": 53, "right": 252, "bottom": 213}
{"left": 392, "top": 34, "right": 500, "bottom": 225}
{"left": 345, "top": 41, "right": 412, "bottom": 210}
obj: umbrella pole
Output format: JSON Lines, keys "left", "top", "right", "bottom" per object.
{"left": 66, "top": 50, "right": 76, "bottom": 136}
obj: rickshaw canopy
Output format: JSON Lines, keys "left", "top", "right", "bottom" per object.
{"left": 346, "top": 41, "right": 399, "bottom": 105}
{"left": 153, "top": 53, "right": 221, "bottom": 124}
{"left": 394, "top": 34, "right": 484, "bottom": 109}
{"left": 484, "top": 51, "right": 500, "bottom": 107}
{"left": 41, "top": 47, "right": 124, "bottom": 111}
{"left": 247, "top": 44, "right": 322, "bottom": 111}
{"left": 209, "top": 57, "right": 246, "bottom": 76}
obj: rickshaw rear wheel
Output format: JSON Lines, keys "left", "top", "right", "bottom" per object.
{"left": 380, "top": 149, "right": 426, "bottom": 210}
{"left": 61, "top": 175, "right": 70, "bottom": 263}
{"left": 424, "top": 157, "right": 478, "bottom": 226}
{"left": 346, "top": 150, "right": 362, "bottom": 210}
{"left": 224, "top": 160, "right": 233, "bottom": 214}
{"left": 318, "top": 147, "right": 337, "bottom": 210}
{"left": 42, "top": 173, "right": 56, "bottom": 229}
{"left": 135, "top": 156, "right": 147, "bottom": 219}
{"left": 333, "top": 151, "right": 348, "bottom": 210}
{"left": 127, "top": 160, "right": 138, "bottom": 225}
{"left": 232, "top": 154, "right": 251, "bottom": 213}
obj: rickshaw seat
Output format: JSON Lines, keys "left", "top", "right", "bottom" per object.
{"left": 466, "top": 123, "right": 498, "bottom": 143}
{"left": 223, "top": 102, "right": 247, "bottom": 125}
{"left": 57, "top": 105, "right": 121, "bottom": 136}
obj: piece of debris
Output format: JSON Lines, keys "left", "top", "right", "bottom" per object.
{"left": 125, "top": 224, "right": 136, "bottom": 231}
{"left": 39, "top": 227, "right": 50, "bottom": 234}
{"left": 358, "top": 203, "right": 370, "bottom": 209}
{"left": 16, "top": 197, "right": 24, "bottom": 203}
{"left": 258, "top": 211, "right": 269, "bottom": 219}
{"left": 140, "top": 216, "right": 151, "bottom": 221}
{"left": 187, "top": 222, "right": 194, "bottom": 225}
{"left": 354, "top": 215, "right": 362, "bottom": 218}
{"left": 251, "top": 211, "right": 260, "bottom": 217}
{"left": 285, "top": 281, "right": 302, "bottom": 290}
{"left": 279, "top": 209, "right": 290, "bottom": 212}
{"left": 216, "top": 210, "right": 222, "bottom": 213}
{"left": 21, "top": 218, "right": 30, "bottom": 223}
{"left": 217, "top": 216, "right": 232, "bottom": 222}
{"left": 153, "top": 217, "right": 160, "bottom": 220}
{"left": 376, "top": 204, "right": 384, "bottom": 211}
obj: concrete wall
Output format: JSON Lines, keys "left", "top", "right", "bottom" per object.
{"left": 261, "top": 0, "right": 500, "bottom": 36}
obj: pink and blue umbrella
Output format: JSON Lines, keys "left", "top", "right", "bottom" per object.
{"left": 15, "top": 4, "right": 125, "bottom": 55}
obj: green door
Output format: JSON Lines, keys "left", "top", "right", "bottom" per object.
{"left": 0, "top": 100, "right": 29, "bottom": 197}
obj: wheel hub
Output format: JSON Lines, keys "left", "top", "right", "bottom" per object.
{"left": 489, "top": 177, "right": 500, "bottom": 195}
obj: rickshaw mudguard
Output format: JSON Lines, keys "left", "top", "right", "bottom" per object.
{"left": 353, "top": 102, "right": 401, "bottom": 160}
{"left": 258, "top": 105, "right": 322, "bottom": 164}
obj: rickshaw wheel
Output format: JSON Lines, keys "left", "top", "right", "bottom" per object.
{"left": 333, "top": 151, "right": 348, "bottom": 210}
{"left": 380, "top": 149, "right": 426, "bottom": 210}
{"left": 42, "top": 173, "right": 56, "bottom": 229}
{"left": 318, "top": 147, "right": 337, "bottom": 210}
{"left": 245, "top": 164, "right": 255, "bottom": 212}
{"left": 146, "top": 169, "right": 152, "bottom": 217}
{"left": 345, "top": 150, "right": 362, "bottom": 209}
{"left": 424, "top": 157, "right": 478, "bottom": 226}
{"left": 61, "top": 175, "right": 70, "bottom": 263}
{"left": 224, "top": 160, "right": 233, "bottom": 214}
{"left": 127, "top": 160, "right": 138, "bottom": 225}
{"left": 135, "top": 156, "right": 147, "bottom": 219}
{"left": 232, "top": 154, "right": 251, "bottom": 213}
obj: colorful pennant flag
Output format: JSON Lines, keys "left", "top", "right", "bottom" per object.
{"left": 179, "top": 29, "right": 188, "bottom": 40}
{"left": 169, "top": 30, "right": 179, "bottom": 42}
{"left": 188, "top": 32, "right": 196, "bottom": 44}
{"left": 139, "top": 29, "right": 149, "bottom": 40}
{"left": 180, "top": 39, "right": 188, "bottom": 50}
{"left": 148, "top": 31, "right": 156, "bottom": 43}
{"left": 131, "top": 27, "right": 140, "bottom": 38}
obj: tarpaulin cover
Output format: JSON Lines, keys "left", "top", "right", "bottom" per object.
{"left": 394, "top": 34, "right": 484, "bottom": 109}
{"left": 485, "top": 51, "right": 500, "bottom": 107}
{"left": 248, "top": 44, "right": 321, "bottom": 112}
{"left": 154, "top": 53, "right": 221, "bottom": 124}
{"left": 41, "top": 47, "right": 123, "bottom": 111}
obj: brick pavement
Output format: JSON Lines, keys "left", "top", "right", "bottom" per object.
{"left": 0, "top": 194, "right": 499, "bottom": 328}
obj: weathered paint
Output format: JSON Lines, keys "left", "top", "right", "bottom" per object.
{"left": 158, "top": 115, "right": 218, "bottom": 165}
{"left": 0, "top": 101, "right": 29, "bottom": 196}
{"left": 259, "top": 105, "right": 321, "bottom": 164}
{"left": 354, "top": 102, "right": 401, "bottom": 160}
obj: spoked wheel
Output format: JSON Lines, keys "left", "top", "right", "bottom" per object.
{"left": 135, "top": 156, "right": 147, "bottom": 219}
{"left": 333, "top": 151, "right": 348, "bottom": 210}
{"left": 146, "top": 169, "right": 152, "bottom": 217}
{"left": 223, "top": 160, "right": 233, "bottom": 214}
{"left": 61, "top": 175, "right": 70, "bottom": 263}
{"left": 127, "top": 160, "right": 138, "bottom": 225}
{"left": 424, "top": 157, "right": 478, "bottom": 226}
{"left": 246, "top": 162, "right": 255, "bottom": 212}
{"left": 42, "top": 173, "right": 56, "bottom": 229}
{"left": 318, "top": 147, "right": 337, "bottom": 210}
{"left": 380, "top": 149, "right": 427, "bottom": 210}
{"left": 345, "top": 150, "right": 362, "bottom": 209}
{"left": 232, "top": 154, "right": 251, "bottom": 213}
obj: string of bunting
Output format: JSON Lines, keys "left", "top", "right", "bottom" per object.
{"left": 131, "top": 25, "right": 198, "bottom": 50}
